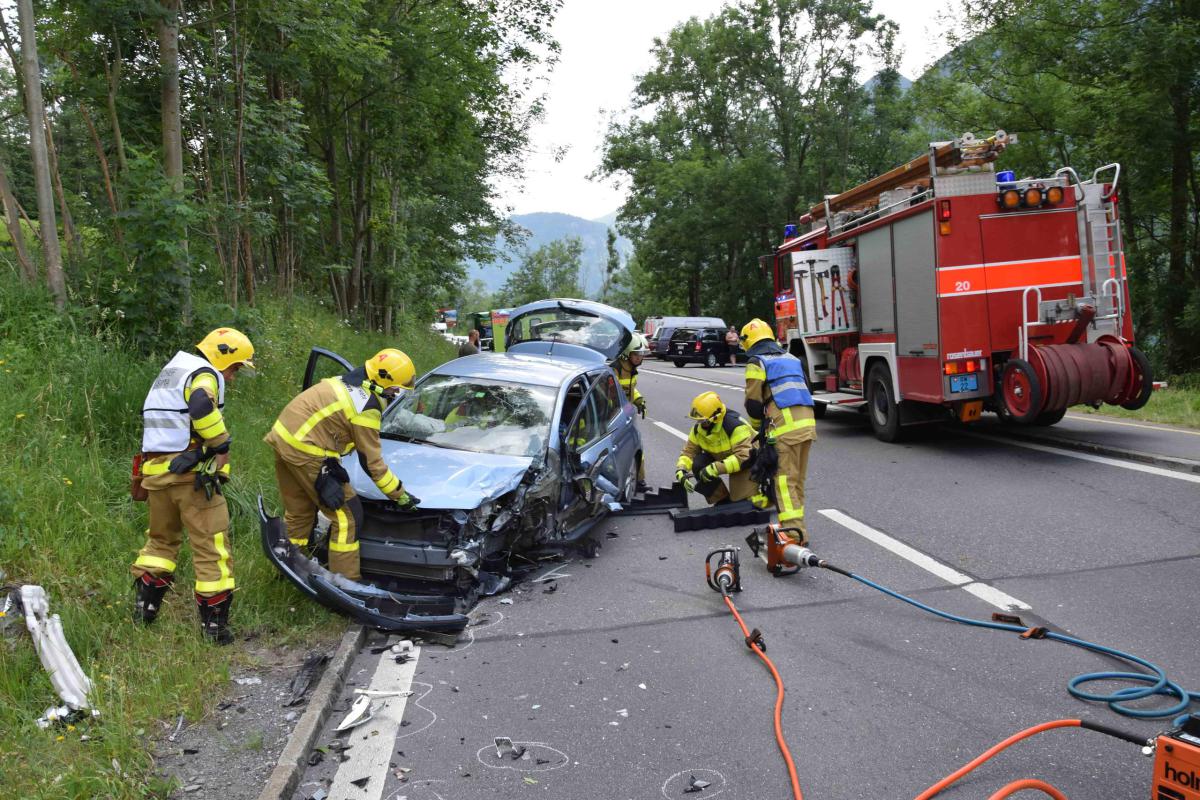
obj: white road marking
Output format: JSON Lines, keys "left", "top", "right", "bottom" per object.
{"left": 1064, "top": 412, "right": 1200, "bottom": 437}
{"left": 818, "top": 509, "right": 1031, "bottom": 612}
{"left": 328, "top": 644, "right": 422, "bottom": 800}
{"left": 640, "top": 368, "right": 745, "bottom": 392}
{"left": 652, "top": 420, "right": 689, "bottom": 441}
{"left": 961, "top": 431, "right": 1200, "bottom": 484}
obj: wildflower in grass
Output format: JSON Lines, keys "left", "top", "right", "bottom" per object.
{"left": 55, "top": 736, "right": 64, "bottom": 742}
{"left": 63, "top": 478, "right": 73, "bottom": 486}
{"left": 15, "top": 413, "right": 25, "bottom": 419}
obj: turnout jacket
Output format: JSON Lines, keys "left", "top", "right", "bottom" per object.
{"left": 676, "top": 409, "right": 756, "bottom": 476}
{"left": 744, "top": 341, "right": 816, "bottom": 443}
{"left": 140, "top": 351, "right": 232, "bottom": 488}
{"left": 613, "top": 356, "right": 642, "bottom": 404}
{"left": 264, "top": 369, "right": 405, "bottom": 499}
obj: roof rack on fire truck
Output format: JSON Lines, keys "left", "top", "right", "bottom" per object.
{"left": 798, "top": 131, "right": 1014, "bottom": 230}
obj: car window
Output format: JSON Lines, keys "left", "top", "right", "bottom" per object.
{"left": 670, "top": 328, "right": 698, "bottom": 342}
{"left": 508, "top": 307, "right": 627, "bottom": 358}
{"left": 702, "top": 330, "right": 721, "bottom": 342}
{"left": 593, "top": 372, "right": 622, "bottom": 425}
{"left": 561, "top": 378, "right": 603, "bottom": 449}
{"left": 383, "top": 374, "right": 556, "bottom": 458}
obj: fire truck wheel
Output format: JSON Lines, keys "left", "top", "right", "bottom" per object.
{"left": 1120, "top": 346, "right": 1153, "bottom": 410}
{"left": 1000, "top": 358, "right": 1044, "bottom": 424}
{"left": 812, "top": 401, "right": 827, "bottom": 419}
{"left": 1032, "top": 408, "right": 1067, "bottom": 426}
{"left": 867, "top": 363, "right": 903, "bottom": 442}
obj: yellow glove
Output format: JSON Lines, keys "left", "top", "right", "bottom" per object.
{"left": 702, "top": 462, "right": 721, "bottom": 480}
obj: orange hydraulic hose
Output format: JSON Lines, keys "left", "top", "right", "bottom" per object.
{"left": 722, "top": 594, "right": 803, "bottom": 800}
{"left": 987, "top": 779, "right": 1069, "bottom": 800}
{"left": 913, "top": 719, "right": 1082, "bottom": 800}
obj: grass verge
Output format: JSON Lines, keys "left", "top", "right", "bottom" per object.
{"left": 1075, "top": 374, "right": 1200, "bottom": 430}
{"left": 0, "top": 283, "right": 455, "bottom": 798}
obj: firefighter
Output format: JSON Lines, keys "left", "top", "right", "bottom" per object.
{"left": 740, "top": 318, "right": 816, "bottom": 544}
{"left": 264, "top": 349, "right": 420, "bottom": 581}
{"left": 674, "top": 391, "right": 757, "bottom": 506}
{"left": 132, "top": 327, "right": 256, "bottom": 645}
{"left": 614, "top": 333, "right": 649, "bottom": 488}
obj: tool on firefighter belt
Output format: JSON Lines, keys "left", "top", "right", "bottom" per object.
{"left": 705, "top": 547, "right": 742, "bottom": 594}
{"left": 315, "top": 457, "right": 350, "bottom": 510}
{"left": 744, "top": 523, "right": 819, "bottom": 576}
{"left": 195, "top": 456, "right": 222, "bottom": 501}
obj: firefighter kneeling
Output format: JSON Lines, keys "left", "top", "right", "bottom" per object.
{"left": 675, "top": 392, "right": 757, "bottom": 506}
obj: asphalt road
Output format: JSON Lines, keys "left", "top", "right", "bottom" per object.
{"left": 290, "top": 359, "right": 1199, "bottom": 800}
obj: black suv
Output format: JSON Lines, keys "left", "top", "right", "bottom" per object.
{"left": 649, "top": 326, "right": 676, "bottom": 359}
{"left": 667, "top": 327, "right": 732, "bottom": 367}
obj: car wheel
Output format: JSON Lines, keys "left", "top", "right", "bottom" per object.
{"left": 674, "top": 359, "right": 686, "bottom": 368}
{"left": 867, "top": 362, "right": 903, "bottom": 442}
{"left": 705, "top": 352, "right": 718, "bottom": 368}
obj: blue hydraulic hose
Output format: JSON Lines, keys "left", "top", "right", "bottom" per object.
{"left": 830, "top": 566, "right": 1198, "bottom": 726}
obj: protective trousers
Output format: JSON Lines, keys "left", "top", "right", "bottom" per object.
{"left": 774, "top": 436, "right": 812, "bottom": 544}
{"left": 273, "top": 453, "right": 364, "bottom": 580}
{"left": 692, "top": 451, "right": 757, "bottom": 505}
{"left": 132, "top": 483, "right": 234, "bottom": 595}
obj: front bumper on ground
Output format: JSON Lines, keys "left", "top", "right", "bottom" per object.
{"left": 258, "top": 497, "right": 470, "bottom": 633}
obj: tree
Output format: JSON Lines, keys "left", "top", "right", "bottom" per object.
{"left": 14, "top": 0, "right": 64, "bottom": 308}
{"left": 498, "top": 238, "right": 583, "bottom": 307}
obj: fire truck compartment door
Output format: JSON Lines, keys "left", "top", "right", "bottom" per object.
{"left": 857, "top": 227, "right": 895, "bottom": 335}
{"left": 892, "top": 210, "right": 938, "bottom": 357}
{"left": 789, "top": 248, "right": 856, "bottom": 335}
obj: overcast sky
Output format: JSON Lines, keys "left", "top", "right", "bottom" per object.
{"left": 495, "top": 0, "right": 954, "bottom": 221}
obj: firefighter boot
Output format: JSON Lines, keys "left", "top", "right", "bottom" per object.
{"left": 133, "top": 573, "right": 172, "bottom": 624}
{"left": 195, "top": 591, "right": 234, "bottom": 645}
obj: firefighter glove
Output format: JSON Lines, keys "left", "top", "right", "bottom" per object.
{"left": 702, "top": 462, "right": 721, "bottom": 480}
{"left": 633, "top": 396, "right": 646, "bottom": 417}
{"left": 394, "top": 490, "right": 420, "bottom": 511}
{"left": 675, "top": 469, "right": 696, "bottom": 493}
{"left": 168, "top": 448, "right": 206, "bottom": 475}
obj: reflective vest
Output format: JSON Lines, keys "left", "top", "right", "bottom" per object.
{"left": 141, "top": 351, "right": 224, "bottom": 452}
{"left": 757, "top": 351, "right": 813, "bottom": 408}
{"left": 679, "top": 410, "right": 756, "bottom": 474}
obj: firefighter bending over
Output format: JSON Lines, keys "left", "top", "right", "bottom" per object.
{"left": 674, "top": 391, "right": 757, "bottom": 505}
{"left": 264, "top": 348, "right": 420, "bottom": 580}
{"left": 740, "top": 318, "right": 816, "bottom": 545}
{"left": 614, "top": 332, "right": 650, "bottom": 489}
{"left": 132, "top": 327, "right": 256, "bottom": 645}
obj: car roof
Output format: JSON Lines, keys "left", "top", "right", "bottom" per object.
{"left": 430, "top": 351, "right": 593, "bottom": 387}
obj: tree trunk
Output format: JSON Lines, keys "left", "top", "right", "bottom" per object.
{"left": 158, "top": 0, "right": 189, "bottom": 320}
{"left": 104, "top": 34, "right": 128, "bottom": 176}
{"left": 43, "top": 118, "right": 81, "bottom": 263}
{"left": 0, "top": 154, "right": 35, "bottom": 281}
{"left": 1164, "top": 76, "right": 1192, "bottom": 373}
{"left": 15, "top": 0, "right": 65, "bottom": 309}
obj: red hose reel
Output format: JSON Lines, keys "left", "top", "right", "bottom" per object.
{"left": 999, "top": 336, "right": 1153, "bottom": 423}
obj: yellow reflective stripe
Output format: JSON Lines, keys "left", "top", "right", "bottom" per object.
{"left": 218, "top": 462, "right": 231, "bottom": 477}
{"left": 329, "top": 539, "right": 360, "bottom": 552}
{"left": 374, "top": 471, "right": 400, "bottom": 494}
{"left": 193, "top": 409, "right": 227, "bottom": 438}
{"left": 334, "top": 509, "right": 349, "bottom": 544}
{"left": 776, "top": 475, "right": 795, "bottom": 517}
{"left": 195, "top": 532, "right": 235, "bottom": 593}
{"left": 748, "top": 417, "right": 762, "bottom": 431}
{"left": 135, "top": 554, "right": 177, "bottom": 572}
{"left": 779, "top": 507, "right": 806, "bottom": 522}
{"left": 142, "top": 458, "right": 173, "bottom": 475}
{"left": 350, "top": 408, "right": 381, "bottom": 430}
{"left": 677, "top": 455, "right": 693, "bottom": 471}
{"left": 722, "top": 455, "right": 741, "bottom": 473}
{"left": 745, "top": 364, "right": 766, "bottom": 380}
{"left": 288, "top": 537, "right": 310, "bottom": 546}
{"left": 730, "top": 425, "right": 753, "bottom": 446}
{"left": 775, "top": 417, "right": 817, "bottom": 435}
{"left": 190, "top": 372, "right": 219, "bottom": 396}
{"left": 272, "top": 420, "right": 341, "bottom": 458}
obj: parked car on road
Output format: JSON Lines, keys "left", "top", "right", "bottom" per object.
{"left": 261, "top": 299, "right": 644, "bottom": 632}
{"left": 667, "top": 327, "right": 733, "bottom": 367}
{"left": 649, "top": 326, "right": 677, "bottom": 359}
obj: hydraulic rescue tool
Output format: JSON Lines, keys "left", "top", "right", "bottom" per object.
{"left": 704, "top": 539, "right": 1200, "bottom": 800}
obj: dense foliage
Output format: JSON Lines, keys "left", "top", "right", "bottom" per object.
{"left": 0, "top": 0, "right": 561, "bottom": 347}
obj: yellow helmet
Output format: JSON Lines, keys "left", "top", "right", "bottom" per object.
{"left": 366, "top": 348, "right": 415, "bottom": 389}
{"left": 688, "top": 391, "right": 726, "bottom": 422}
{"left": 197, "top": 328, "right": 256, "bottom": 372}
{"left": 739, "top": 318, "right": 774, "bottom": 350}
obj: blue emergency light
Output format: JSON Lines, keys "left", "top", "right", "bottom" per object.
{"left": 783, "top": 224, "right": 798, "bottom": 238}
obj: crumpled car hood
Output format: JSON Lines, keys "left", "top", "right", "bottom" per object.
{"left": 346, "top": 440, "right": 533, "bottom": 509}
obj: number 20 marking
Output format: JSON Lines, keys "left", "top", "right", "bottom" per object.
{"left": 954, "top": 280, "right": 971, "bottom": 292}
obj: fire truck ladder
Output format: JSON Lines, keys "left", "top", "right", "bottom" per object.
{"left": 1057, "top": 164, "right": 1125, "bottom": 336}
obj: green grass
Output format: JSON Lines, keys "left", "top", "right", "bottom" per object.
{"left": 0, "top": 282, "right": 455, "bottom": 798}
{"left": 1076, "top": 374, "right": 1200, "bottom": 430}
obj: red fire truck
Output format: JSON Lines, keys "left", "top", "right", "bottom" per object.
{"left": 768, "top": 131, "right": 1152, "bottom": 441}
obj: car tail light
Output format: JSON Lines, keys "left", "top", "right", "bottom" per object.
{"left": 694, "top": 342, "right": 702, "bottom": 352}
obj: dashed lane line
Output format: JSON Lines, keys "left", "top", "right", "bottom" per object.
{"left": 652, "top": 420, "right": 688, "bottom": 441}
{"left": 328, "top": 644, "right": 422, "bottom": 800}
{"left": 960, "top": 430, "right": 1200, "bottom": 484}
{"left": 818, "top": 508, "right": 1032, "bottom": 612}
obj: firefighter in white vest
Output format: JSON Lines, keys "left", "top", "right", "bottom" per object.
{"left": 740, "top": 318, "right": 816, "bottom": 545}
{"left": 132, "top": 328, "right": 256, "bottom": 645}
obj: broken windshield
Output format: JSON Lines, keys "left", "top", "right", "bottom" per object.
{"left": 507, "top": 307, "right": 627, "bottom": 359}
{"left": 382, "top": 375, "right": 556, "bottom": 458}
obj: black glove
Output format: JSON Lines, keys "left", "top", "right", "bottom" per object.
{"left": 169, "top": 448, "right": 206, "bottom": 475}
{"left": 315, "top": 458, "right": 350, "bottom": 510}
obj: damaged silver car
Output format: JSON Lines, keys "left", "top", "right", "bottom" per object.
{"left": 261, "top": 299, "right": 649, "bottom": 632}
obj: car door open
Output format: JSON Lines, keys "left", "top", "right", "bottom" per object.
{"left": 303, "top": 347, "right": 353, "bottom": 389}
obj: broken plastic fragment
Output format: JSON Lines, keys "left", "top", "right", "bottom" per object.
{"left": 350, "top": 776, "right": 369, "bottom": 788}
{"left": 233, "top": 676, "right": 262, "bottom": 686}
{"left": 335, "top": 695, "right": 374, "bottom": 732}
{"left": 286, "top": 652, "right": 329, "bottom": 706}
{"left": 494, "top": 736, "right": 515, "bottom": 759}
{"left": 684, "top": 774, "right": 712, "bottom": 793}
{"left": 499, "top": 598, "right": 514, "bottom": 605}
{"left": 19, "top": 586, "right": 94, "bottom": 716}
